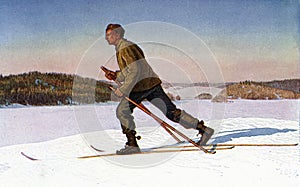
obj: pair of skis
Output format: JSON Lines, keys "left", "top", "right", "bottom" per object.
{"left": 80, "top": 142, "right": 298, "bottom": 159}
{"left": 21, "top": 143, "right": 298, "bottom": 161}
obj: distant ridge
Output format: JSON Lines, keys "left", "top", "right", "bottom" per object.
{"left": 258, "top": 79, "right": 299, "bottom": 93}
{"left": 162, "top": 79, "right": 299, "bottom": 93}
{"left": 1, "top": 72, "right": 299, "bottom": 106}
{"left": 0, "top": 71, "right": 112, "bottom": 106}
{"left": 162, "top": 79, "right": 300, "bottom": 102}
{"left": 213, "top": 80, "right": 300, "bottom": 102}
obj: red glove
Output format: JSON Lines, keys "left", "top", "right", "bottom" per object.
{"left": 104, "top": 70, "right": 117, "bottom": 81}
{"left": 101, "top": 66, "right": 117, "bottom": 81}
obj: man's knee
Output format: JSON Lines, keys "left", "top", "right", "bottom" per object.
{"left": 116, "top": 106, "right": 122, "bottom": 118}
{"left": 116, "top": 101, "right": 131, "bottom": 118}
{"left": 166, "top": 109, "right": 182, "bottom": 123}
{"left": 116, "top": 105, "right": 123, "bottom": 119}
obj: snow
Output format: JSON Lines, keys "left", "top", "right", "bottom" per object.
{"left": 0, "top": 99, "right": 299, "bottom": 187}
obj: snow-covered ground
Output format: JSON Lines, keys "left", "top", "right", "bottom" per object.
{"left": 0, "top": 99, "right": 299, "bottom": 187}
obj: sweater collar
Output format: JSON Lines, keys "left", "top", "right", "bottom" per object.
{"left": 115, "top": 38, "right": 126, "bottom": 51}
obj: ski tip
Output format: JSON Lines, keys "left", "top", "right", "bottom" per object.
{"left": 210, "top": 151, "right": 216, "bottom": 154}
{"left": 21, "top": 152, "right": 39, "bottom": 161}
{"left": 205, "top": 149, "right": 216, "bottom": 154}
{"left": 90, "top": 145, "right": 105, "bottom": 152}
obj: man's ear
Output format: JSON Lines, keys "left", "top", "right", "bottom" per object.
{"left": 115, "top": 32, "right": 121, "bottom": 39}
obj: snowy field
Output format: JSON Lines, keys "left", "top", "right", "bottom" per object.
{"left": 0, "top": 99, "right": 299, "bottom": 187}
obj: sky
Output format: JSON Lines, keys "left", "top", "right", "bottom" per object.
{"left": 0, "top": 0, "right": 299, "bottom": 82}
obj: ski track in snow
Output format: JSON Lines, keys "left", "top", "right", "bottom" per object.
{"left": 0, "top": 100, "right": 299, "bottom": 186}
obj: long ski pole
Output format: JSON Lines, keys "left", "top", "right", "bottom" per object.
{"left": 101, "top": 66, "right": 181, "bottom": 143}
{"left": 101, "top": 66, "right": 215, "bottom": 154}
{"left": 109, "top": 86, "right": 214, "bottom": 154}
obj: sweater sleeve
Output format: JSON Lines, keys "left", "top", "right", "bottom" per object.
{"left": 115, "top": 70, "right": 125, "bottom": 82}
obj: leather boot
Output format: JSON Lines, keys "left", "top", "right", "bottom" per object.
{"left": 116, "top": 130, "right": 141, "bottom": 155}
{"left": 196, "top": 120, "right": 214, "bottom": 146}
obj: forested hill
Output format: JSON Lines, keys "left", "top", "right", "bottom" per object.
{"left": 1, "top": 72, "right": 299, "bottom": 106}
{"left": 0, "top": 72, "right": 112, "bottom": 106}
{"left": 163, "top": 79, "right": 300, "bottom": 93}
{"left": 259, "top": 79, "right": 299, "bottom": 93}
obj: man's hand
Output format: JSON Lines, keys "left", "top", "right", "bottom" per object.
{"left": 104, "top": 70, "right": 117, "bottom": 81}
{"left": 114, "top": 88, "right": 123, "bottom": 97}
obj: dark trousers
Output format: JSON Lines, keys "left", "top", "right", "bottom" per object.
{"left": 116, "top": 85, "right": 199, "bottom": 134}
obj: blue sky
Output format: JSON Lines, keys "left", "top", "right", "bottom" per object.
{"left": 0, "top": 0, "right": 298, "bottom": 82}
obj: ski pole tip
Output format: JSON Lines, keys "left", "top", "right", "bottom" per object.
{"left": 207, "top": 150, "right": 216, "bottom": 154}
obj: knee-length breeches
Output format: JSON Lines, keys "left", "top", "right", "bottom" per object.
{"left": 116, "top": 85, "right": 199, "bottom": 134}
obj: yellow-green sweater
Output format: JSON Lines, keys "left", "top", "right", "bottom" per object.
{"left": 115, "top": 38, "right": 162, "bottom": 95}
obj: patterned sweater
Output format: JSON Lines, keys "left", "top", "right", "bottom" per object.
{"left": 115, "top": 38, "right": 162, "bottom": 95}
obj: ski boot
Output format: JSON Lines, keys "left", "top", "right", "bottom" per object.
{"left": 116, "top": 130, "right": 141, "bottom": 155}
{"left": 196, "top": 120, "right": 214, "bottom": 146}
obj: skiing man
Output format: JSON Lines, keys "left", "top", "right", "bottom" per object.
{"left": 104, "top": 23, "right": 214, "bottom": 155}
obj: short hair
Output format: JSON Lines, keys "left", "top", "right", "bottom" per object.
{"left": 106, "top": 24, "right": 125, "bottom": 38}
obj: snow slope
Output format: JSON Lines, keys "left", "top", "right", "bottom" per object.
{"left": 0, "top": 100, "right": 299, "bottom": 187}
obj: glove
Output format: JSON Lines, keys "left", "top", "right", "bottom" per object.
{"left": 105, "top": 70, "right": 117, "bottom": 81}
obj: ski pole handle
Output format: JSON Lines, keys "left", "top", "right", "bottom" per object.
{"left": 101, "top": 66, "right": 122, "bottom": 86}
{"left": 101, "top": 66, "right": 111, "bottom": 75}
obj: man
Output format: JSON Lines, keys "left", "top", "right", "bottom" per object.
{"left": 104, "top": 23, "right": 214, "bottom": 155}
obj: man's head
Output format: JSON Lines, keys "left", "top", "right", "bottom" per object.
{"left": 105, "top": 24, "right": 125, "bottom": 46}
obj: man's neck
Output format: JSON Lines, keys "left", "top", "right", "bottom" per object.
{"left": 114, "top": 38, "right": 124, "bottom": 51}
{"left": 114, "top": 38, "right": 122, "bottom": 47}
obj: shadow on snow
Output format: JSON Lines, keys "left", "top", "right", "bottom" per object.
{"left": 211, "top": 128, "right": 297, "bottom": 144}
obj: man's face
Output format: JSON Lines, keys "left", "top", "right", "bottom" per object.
{"left": 105, "top": 29, "right": 119, "bottom": 45}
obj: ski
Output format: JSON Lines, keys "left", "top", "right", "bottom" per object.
{"left": 89, "top": 144, "right": 234, "bottom": 153}
{"left": 122, "top": 143, "right": 298, "bottom": 152}
{"left": 20, "top": 146, "right": 234, "bottom": 161}
{"left": 164, "top": 143, "right": 299, "bottom": 149}
{"left": 78, "top": 146, "right": 234, "bottom": 159}
{"left": 22, "top": 143, "right": 297, "bottom": 161}
{"left": 211, "top": 143, "right": 298, "bottom": 147}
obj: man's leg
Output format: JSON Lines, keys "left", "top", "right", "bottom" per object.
{"left": 146, "top": 85, "right": 214, "bottom": 145}
{"left": 146, "top": 85, "right": 197, "bottom": 128}
{"left": 116, "top": 98, "right": 136, "bottom": 133}
{"left": 115, "top": 92, "right": 146, "bottom": 154}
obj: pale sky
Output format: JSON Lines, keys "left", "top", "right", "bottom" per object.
{"left": 0, "top": 0, "right": 299, "bottom": 83}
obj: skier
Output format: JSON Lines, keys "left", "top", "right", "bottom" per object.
{"left": 104, "top": 23, "right": 214, "bottom": 155}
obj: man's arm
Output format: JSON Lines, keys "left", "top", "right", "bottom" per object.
{"left": 117, "top": 46, "right": 143, "bottom": 96}
{"left": 115, "top": 70, "right": 125, "bottom": 82}
{"left": 118, "top": 60, "right": 141, "bottom": 96}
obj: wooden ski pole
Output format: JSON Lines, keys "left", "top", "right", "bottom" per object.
{"left": 109, "top": 86, "right": 214, "bottom": 154}
{"left": 101, "top": 66, "right": 214, "bottom": 153}
{"left": 101, "top": 66, "right": 181, "bottom": 143}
